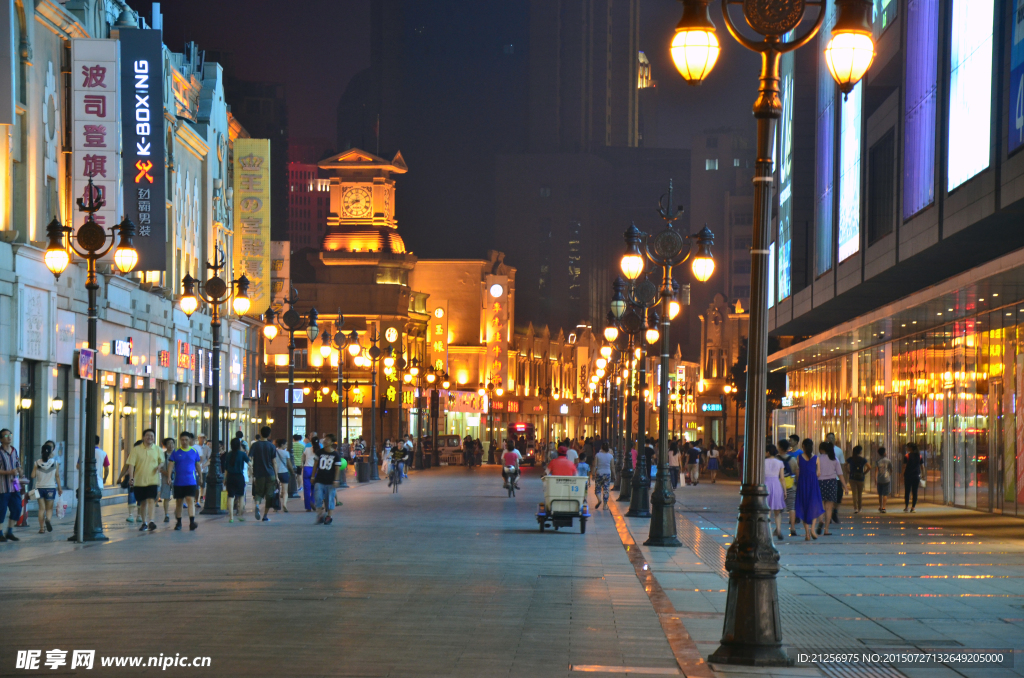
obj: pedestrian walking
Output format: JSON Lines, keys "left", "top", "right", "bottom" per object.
{"left": 764, "top": 444, "right": 786, "bottom": 540}
{"left": 685, "top": 442, "right": 701, "bottom": 485}
{"left": 302, "top": 437, "right": 318, "bottom": 511}
{"left": 875, "top": 447, "right": 891, "bottom": 513}
{"left": 274, "top": 439, "right": 293, "bottom": 513}
{"left": 195, "top": 434, "right": 210, "bottom": 508}
{"left": 778, "top": 439, "right": 799, "bottom": 537}
{"left": 381, "top": 440, "right": 393, "bottom": 478}
{"left": 289, "top": 434, "right": 304, "bottom": 498}
{"left": 159, "top": 437, "right": 176, "bottom": 522}
{"left": 168, "top": 433, "right": 202, "bottom": 531}
{"left": 250, "top": 427, "right": 278, "bottom": 522}
{"left": 593, "top": 442, "right": 614, "bottom": 508}
{"left": 903, "top": 442, "right": 923, "bottom": 513}
{"left": 127, "top": 429, "right": 164, "bottom": 532}
{"left": 816, "top": 441, "right": 848, "bottom": 536}
{"left": 313, "top": 440, "right": 342, "bottom": 525}
{"left": 116, "top": 443, "right": 142, "bottom": 524}
{"left": 794, "top": 438, "right": 824, "bottom": 541}
{"left": 668, "top": 439, "right": 681, "bottom": 488}
{"left": 705, "top": 444, "right": 719, "bottom": 483}
{"left": 0, "top": 429, "right": 22, "bottom": 542}
{"left": 825, "top": 432, "right": 846, "bottom": 524}
{"left": 402, "top": 435, "right": 414, "bottom": 477}
{"left": 30, "top": 442, "right": 60, "bottom": 534}
{"left": 847, "top": 445, "right": 870, "bottom": 514}
{"left": 576, "top": 452, "right": 590, "bottom": 478}
{"left": 223, "top": 438, "right": 250, "bottom": 522}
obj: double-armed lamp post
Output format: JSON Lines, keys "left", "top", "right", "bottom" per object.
{"left": 45, "top": 178, "right": 139, "bottom": 542}
{"left": 262, "top": 291, "right": 318, "bottom": 451}
{"left": 178, "top": 247, "right": 251, "bottom": 515}
{"left": 668, "top": 0, "right": 874, "bottom": 665}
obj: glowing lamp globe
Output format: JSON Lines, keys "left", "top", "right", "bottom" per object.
{"left": 426, "top": 373, "right": 436, "bottom": 384}
{"left": 113, "top": 245, "right": 138, "bottom": 274}
{"left": 263, "top": 323, "right": 279, "bottom": 341}
{"left": 44, "top": 247, "right": 70, "bottom": 277}
{"left": 442, "top": 379, "right": 451, "bottom": 390}
{"left": 691, "top": 252, "right": 714, "bottom": 282}
{"left": 603, "top": 325, "right": 619, "bottom": 342}
{"left": 669, "top": 300, "right": 681, "bottom": 320}
{"left": 600, "top": 345, "right": 613, "bottom": 359}
{"left": 232, "top": 293, "right": 251, "bottom": 316}
{"left": 620, "top": 252, "right": 644, "bottom": 281}
{"left": 319, "top": 341, "right": 333, "bottom": 358}
{"left": 645, "top": 328, "right": 660, "bottom": 345}
{"left": 496, "top": 387, "right": 504, "bottom": 396}
{"left": 179, "top": 293, "right": 199, "bottom": 317}
{"left": 670, "top": 27, "right": 719, "bottom": 85}
{"left": 825, "top": 32, "right": 874, "bottom": 95}
{"left": 347, "top": 342, "right": 361, "bottom": 357}
{"left": 595, "top": 358, "right": 607, "bottom": 370}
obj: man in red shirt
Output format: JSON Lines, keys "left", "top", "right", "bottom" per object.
{"left": 547, "top": 446, "right": 577, "bottom": 476}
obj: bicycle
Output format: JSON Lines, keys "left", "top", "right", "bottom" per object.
{"left": 503, "top": 466, "right": 519, "bottom": 498}
{"left": 388, "top": 458, "right": 405, "bottom": 493}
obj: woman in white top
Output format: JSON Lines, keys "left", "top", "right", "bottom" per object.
{"left": 31, "top": 441, "right": 61, "bottom": 534}
{"left": 706, "top": 446, "right": 720, "bottom": 483}
{"left": 764, "top": 444, "right": 786, "bottom": 540}
{"left": 816, "top": 441, "right": 848, "bottom": 536}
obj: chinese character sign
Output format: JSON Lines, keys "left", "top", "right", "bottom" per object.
{"left": 428, "top": 302, "right": 448, "bottom": 374}
{"left": 233, "top": 139, "right": 272, "bottom": 315}
{"left": 72, "top": 39, "right": 119, "bottom": 236}
{"left": 119, "top": 29, "right": 166, "bottom": 271}
{"left": 484, "top": 274, "right": 509, "bottom": 391}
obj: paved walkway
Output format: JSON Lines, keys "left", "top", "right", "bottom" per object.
{"left": 615, "top": 476, "right": 1024, "bottom": 678}
{"left": 0, "top": 467, "right": 680, "bottom": 678}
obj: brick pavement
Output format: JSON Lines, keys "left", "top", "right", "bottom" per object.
{"left": 0, "top": 467, "right": 683, "bottom": 678}
{"left": 614, "top": 476, "right": 1024, "bottom": 678}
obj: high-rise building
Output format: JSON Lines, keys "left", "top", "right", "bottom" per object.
{"left": 287, "top": 162, "right": 329, "bottom": 250}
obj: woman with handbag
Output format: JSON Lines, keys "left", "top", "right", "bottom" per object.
{"left": 31, "top": 441, "right": 61, "bottom": 533}
{"left": 903, "top": 442, "right": 923, "bottom": 513}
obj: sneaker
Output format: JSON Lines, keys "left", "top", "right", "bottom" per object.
{"left": 594, "top": 499, "right": 602, "bottom": 509}
{"left": 0, "top": 532, "right": 7, "bottom": 542}
{"left": 262, "top": 516, "right": 270, "bottom": 522}
{"left": 149, "top": 522, "right": 157, "bottom": 531}
{"left": 126, "top": 516, "right": 135, "bottom": 523}
{"left": 174, "top": 521, "right": 182, "bottom": 531}
{"left": 316, "top": 515, "right": 325, "bottom": 525}
{"left": 189, "top": 520, "right": 197, "bottom": 531}
{"left": 5, "top": 531, "right": 18, "bottom": 542}
{"left": 139, "top": 524, "right": 149, "bottom": 532}
{"left": 324, "top": 516, "right": 333, "bottom": 525}
{"left": 164, "top": 515, "right": 170, "bottom": 523}
{"left": 255, "top": 507, "right": 261, "bottom": 521}
{"left": 910, "top": 507, "right": 916, "bottom": 513}
{"left": 229, "top": 518, "right": 234, "bottom": 523}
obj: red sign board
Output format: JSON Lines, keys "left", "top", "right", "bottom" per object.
{"left": 158, "top": 350, "right": 170, "bottom": 367}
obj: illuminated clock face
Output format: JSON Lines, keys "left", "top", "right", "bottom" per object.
{"left": 489, "top": 283, "right": 504, "bottom": 298}
{"left": 433, "top": 308, "right": 445, "bottom": 319}
{"left": 385, "top": 327, "right": 398, "bottom": 343}
{"left": 343, "top": 187, "right": 371, "bottom": 217}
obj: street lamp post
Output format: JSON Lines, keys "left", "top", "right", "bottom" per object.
{"left": 644, "top": 181, "right": 715, "bottom": 547}
{"left": 669, "top": 0, "right": 874, "bottom": 665}
{"left": 263, "top": 290, "right": 318, "bottom": 456}
{"left": 368, "top": 326, "right": 383, "bottom": 480}
{"left": 45, "top": 177, "right": 139, "bottom": 542}
{"left": 179, "top": 247, "right": 252, "bottom": 515}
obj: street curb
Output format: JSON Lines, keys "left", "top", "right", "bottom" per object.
{"left": 607, "top": 495, "right": 715, "bottom": 678}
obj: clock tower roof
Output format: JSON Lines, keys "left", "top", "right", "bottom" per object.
{"left": 318, "top": 148, "right": 408, "bottom": 175}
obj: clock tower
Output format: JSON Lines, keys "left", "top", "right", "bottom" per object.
{"left": 318, "top": 148, "right": 408, "bottom": 253}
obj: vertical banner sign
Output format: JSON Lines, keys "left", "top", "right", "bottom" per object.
{"left": 777, "top": 51, "right": 794, "bottom": 301}
{"left": 120, "top": 29, "right": 166, "bottom": 270}
{"left": 428, "top": 302, "right": 448, "bottom": 374}
{"left": 1011, "top": 0, "right": 1024, "bottom": 154}
{"left": 484, "top": 275, "right": 509, "bottom": 390}
{"left": 71, "top": 39, "right": 119, "bottom": 234}
{"left": 1016, "top": 354, "right": 1024, "bottom": 506}
{"left": 233, "top": 139, "right": 272, "bottom": 315}
{"left": 383, "top": 322, "right": 402, "bottom": 405}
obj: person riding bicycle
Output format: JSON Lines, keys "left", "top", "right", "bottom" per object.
{"left": 388, "top": 440, "right": 408, "bottom": 488}
{"left": 501, "top": 439, "right": 522, "bottom": 490}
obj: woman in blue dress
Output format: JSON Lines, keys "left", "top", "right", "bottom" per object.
{"left": 794, "top": 438, "right": 824, "bottom": 540}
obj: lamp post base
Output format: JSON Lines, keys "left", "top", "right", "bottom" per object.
{"left": 644, "top": 470, "right": 680, "bottom": 547}
{"left": 200, "top": 476, "right": 227, "bottom": 515}
{"left": 708, "top": 483, "right": 792, "bottom": 667}
{"left": 616, "top": 469, "right": 633, "bottom": 502}
{"left": 626, "top": 463, "right": 650, "bottom": 517}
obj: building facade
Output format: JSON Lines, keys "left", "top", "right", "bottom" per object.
{"left": 0, "top": 0, "right": 266, "bottom": 507}
{"left": 768, "top": 0, "right": 1024, "bottom": 515}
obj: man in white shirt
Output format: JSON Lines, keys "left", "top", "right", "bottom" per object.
{"left": 195, "top": 434, "right": 211, "bottom": 506}
{"left": 826, "top": 432, "right": 845, "bottom": 524}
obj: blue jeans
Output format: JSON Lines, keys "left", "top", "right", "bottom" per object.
{"left": 0, "top": 492, "right": 22, "bottom": 524}
{"left": 314, "top": 483, "right": 336, "bottom": 510}
{"left": 302, "top": 467, "right": 314, "bottom": 510}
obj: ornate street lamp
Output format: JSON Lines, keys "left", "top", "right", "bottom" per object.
{"left": 44, "top": 177, "right": 138, "bottom": 542}
{"left": 367, "top": 326, "right": 383, "bottom": 480}
{"left": 326, "top": 317, "right": 348, "bottom": 451}
{"left": 179, "top": 247, "right": 250, "bottom": 515}
{"left": 668, "top": 0, "right": 874, "bottom": 666}
{"left": 643, "top": 179, "right": 714, "bottom": 548}
{"left": 263, "top": 289, "right": 318, "bottom": 458}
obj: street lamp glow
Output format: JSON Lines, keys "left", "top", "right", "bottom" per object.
{"left": 669, "top": 0, "right": 719, "bottom": 85}
{"left": 263, "top": 323, "right": 279, "bottom": 341}
{"left": 595, "top": 358, "right": 607, "bottom": 370}
{"left": 495, "top": 387, "right": 504, "bottom": 396}
{"left": 426, "top": 372, "right": 436, "bottom": 384}
{"left": 232, "top": 278, "right": 251, "bottom": 314}
{"left": 113, "top": 244, "right": 138, "bottom": 275}
{"left": 319, "top": 338, "right": 333, "bottom": 358}
{"left": 669, "top": 300, "right": 681, "bottom": 320}
{"left": 620, "top": 252, "right": 644, "bottom": 280}
{"left": 403, "top": 373, "right": 413, "bottom": 383}
{"left": 442, "top": 378, "right": 451, "bottom": 390}
{"left": 824, "top": 32, "right": 874, "bottom": 94}
{"left": 645, "top": 327, "right": 660, "bottom": 344}
{"left": 347, "top": 341, "right": 361, "bottom": 357}
{"left": 603, "top": 325, "right": 619, "bottom": 342}
{"left": 44, "top": 246, "right": 70, "bottom": 277}
{"left": 600, "top": 345, "right": 613, "bottom": 359}
{"left": 691, "top": 249, "right": 715, "bottom": 282}
{"left": 179, "top": 292, "right": 199, "bottom": 317}
{"left": 321, "top": 385, "right": 331, "bottom": 395}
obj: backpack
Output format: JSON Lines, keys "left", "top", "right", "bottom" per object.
{"left": 782, "top": 454, "right": 795, "bottom": 490}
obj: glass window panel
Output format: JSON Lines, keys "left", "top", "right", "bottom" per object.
{"left": 904, "top": 0, "right": 939, "bottom": 218}
{"left": 838, "top": 83, "right": 862, "bottom": 262}
{"left": 947, "top": 0, "right": 994, "bottom": 191}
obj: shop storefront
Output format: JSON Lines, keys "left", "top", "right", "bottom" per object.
{"left": 776, "top": 313, "right": 1024, "bottom": 516}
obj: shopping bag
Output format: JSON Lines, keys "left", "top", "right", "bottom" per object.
{"left": 56, "top": 491, "right": 70, "bottom": 519}
{"left": 220, "top": 490, "right": 228, "bottom": 511}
